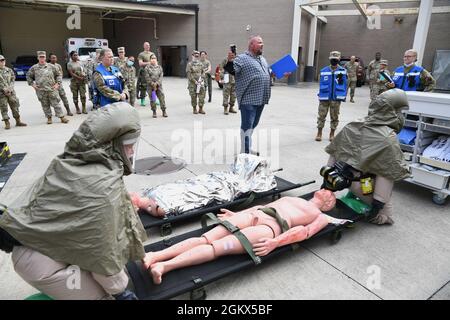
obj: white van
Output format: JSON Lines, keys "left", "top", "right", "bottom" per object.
{"left": 65, "top": 38, "right": 109, "bottom": 64}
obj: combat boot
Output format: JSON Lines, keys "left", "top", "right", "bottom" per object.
{"left": 75, "top": 104, "right": 81, "bottom": 114}
{"left": 47, "top": 117, "right": 53, "bottom": 125}
{"left": 4, "top": 119, "right": 11, "bottom": 130}
{"left": 350, "top": 97, "right": 355, "bottom": 103}
{"left": 329, "top": 129, "right": 336, "bottom": 141}
{"left": 193, "top": 106, "right": 198, "bottom": 114}
{"left": 82, "top": 104, "right": 88, "bottom": 114}
{"left": 229, "top": 106, "right": 237, "bottom": 113}
{"left": 162, "top": 110, "right": 168, "bottom": 118}
{"left": 315, "top": 128, "right": 322, "bottom": 141}
{"left": 65, "top": 106, "right": 73, "bottom": 116}
{"left": 152, "top": 109, "right": 157, "bottom": 118}
{"left": 199, "top": 106, "right": 206, "bottom": 115}
{"left": 14, "top": 117, "right": 27, "bottom": 127}
{"left": 60, "top": 116, "right": 69, "bottom": 124}
{"left": 224, "top": 106, "right": 229, "bottom": 115}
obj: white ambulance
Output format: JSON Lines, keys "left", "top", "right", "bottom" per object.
{"left": 64, "top": 38, "right": 109, "bottom": 64}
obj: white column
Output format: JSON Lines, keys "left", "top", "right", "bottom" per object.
{"left": 291, "top": 0, "right": 302, "bottom": 64}
{"left": 307, "top": 5, "right": 318, "bottom": 67}
{"left": 412, "top": 0, "right": 434, "bottom": 66}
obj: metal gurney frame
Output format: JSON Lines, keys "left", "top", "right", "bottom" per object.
{"left": 127, "top": 191, "right": 366, "bottom": 300}
{"left": 139, "top": 176, "right": 314, "bottom": 236}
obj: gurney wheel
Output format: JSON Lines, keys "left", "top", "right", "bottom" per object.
{"left": 432, "top": 193, "right": 447, "bottom": 206}
{"left": 190, "top": 287, "right": 207, "bottom": 300}
{"left": 330, "top": 230, "right": 342, "bottom": 244}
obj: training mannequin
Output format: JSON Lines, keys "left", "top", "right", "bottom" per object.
{"left": 143, "top": 189, "right": 342, "bottom": 284}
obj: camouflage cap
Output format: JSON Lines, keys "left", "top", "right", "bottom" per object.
{"left": 329, "top": 51, "right": 341, "bottom": 60}
{"left": 37, "top": 51, "right": 46, "bottom": 57}
{"left": 117, "top": 47, "right": 125, "bottom": 53}
{"left": 96, "top": 48, "right": 102, "bottom": 54}
{"left": 0, "top": 55, "right": 5, "bottom": 60}
{"left": 380, "top": 59, "right": 389, "bottom": 65}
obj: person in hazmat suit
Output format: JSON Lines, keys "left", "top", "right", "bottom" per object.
{"left": 321, "top": 89, "right": 410, "bottom": 225}
{"left": 0, "top": 102, "right": 147, "bottom": 300}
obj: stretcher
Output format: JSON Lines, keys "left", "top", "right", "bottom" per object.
{"left": 127, "top": 192, "right": 367, "bottom": 300}
{"left": 139, "top": 176, "right": 314, "bottom": 236}
{"left": 0, "top": 152, "right": 26, "bottom": 193}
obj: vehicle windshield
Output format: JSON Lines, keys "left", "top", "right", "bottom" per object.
{"left": 15, "top": 56, "right": 38, "bottom": 65}
{"left": 78, "top": 47, "right": 101, "bottom": 56}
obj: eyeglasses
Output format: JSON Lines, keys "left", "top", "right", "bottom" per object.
{"left": 0, "top": 59, "right": 5, "bottom": 62}
{"left": 404, "top": 55, "right": 414, "bottom": 58}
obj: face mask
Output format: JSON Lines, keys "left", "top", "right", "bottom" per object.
{"left": 330, "top": 59, "right": 339, "bottom": 66}
{"left": 127, "top": 61, "right": 134, "bottom": 67}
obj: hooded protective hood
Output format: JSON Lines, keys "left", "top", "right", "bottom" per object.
{"left": 0, "top": 102, "right": 147, "bottom": 275}
{"left": 325, "top": 89, "right": 410, "bottom": 181}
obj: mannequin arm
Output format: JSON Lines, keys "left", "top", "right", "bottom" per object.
{"left": 253, "top": 214, "right": 329, "bottom": 256}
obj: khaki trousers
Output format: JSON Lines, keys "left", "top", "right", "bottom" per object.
{"left": 12, "top": 246, "right": 129, "bottom": 300}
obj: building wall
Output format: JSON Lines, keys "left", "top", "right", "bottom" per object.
{"left": 318, "top": 12, "right": 450, "bottom": 74}
{"left": 155, "top": 0, "right": 322, "bottom": 81}
{"left": 0, "top": 6, "right": 103, "bottom": 72}
{"left": 103, "top": 12, "right": 195, "bottom": 62}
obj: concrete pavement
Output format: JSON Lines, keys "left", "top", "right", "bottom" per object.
{"left": 0, "top": 78, "right": 449, "bottom": 300}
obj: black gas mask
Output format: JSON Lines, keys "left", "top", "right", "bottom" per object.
{"left": 330, "top": 59, "right": 339, "bottom": 66}
{"left": 336, "top": 73, "right": 344, "bottom": 85}
{"left": 320, "top": 161, "right": 356, "bottom": 191}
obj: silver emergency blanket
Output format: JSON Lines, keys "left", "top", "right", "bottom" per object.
{"left": 143, "top": 154, "right": 277, "bottom": 216}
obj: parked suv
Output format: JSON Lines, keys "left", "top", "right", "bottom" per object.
{"left": 12, "top": 55, "right": 38, "bottom": 80}
{"left": 339, "top": 56, "right": 366, "bottom": 87}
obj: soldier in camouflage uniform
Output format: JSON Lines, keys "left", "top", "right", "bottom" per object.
{"left": 315, "top": 51, "right": 347, "bottom": 142}
{"left": 368, "top": 52, "right": 383, "bottom": 101}
{"left": 144, "top": 54, "right": 167, "bottom": 118}
{"left": 114, "top": 47, "right": 128, "bottom": 71}
{"left": 376, "top": 60, "right": 395, "bottom": 95}
{"left": 219, "top": 50, "right": 237, "bottom": 115}
{"left": 85, "top": 48, "right": 101, "bottom": 106}
{"left": 344, "top": 55, "right": 358, "bottom": 103}
{"left": 49, "top": 53, "right": 73, "bottom": 116}
{"left": 137, "top": 42, "right": 155, "bottom": 106}
{"left": 27, "top": 51, "right": 69, "bottom": 125}
{"left": 392, "top": 49, "right": 435, "bottom": 92}
{"left": 186, "top": 50, "right": 206, "bottom": 114}
{"left": 200, "top": 51, "right": 212, "bottom": 103}
{"left": 92, "top": 48, "right": 128, "bottom": 107}
{"left": 67, "top": 51, "right": 87, "bottom": 114}
{"left": 0, "top": 55, "right": 27, "bottom": 129}
{"left": 122, "top": 55, "right": 137, "bottom": 107}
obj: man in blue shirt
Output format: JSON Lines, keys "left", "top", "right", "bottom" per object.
{"left": 315, "top": 51, "right": 347, "bottom": 142}
{"left": 224, "top": 36, "right": 271, "bottom": 154}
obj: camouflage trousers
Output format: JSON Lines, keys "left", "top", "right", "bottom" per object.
{"left": 188, "top": 84, "right": 205, "bottom": 108}
{"left": 128, "top": 87, "right": 136, "bottom": 107}
{"left": 369, "top": 80, "right": 378, "bottom": 101}
{"left": 0, "top": 92, "right": 20, "bottom": 120}
{"left": 317, "top": 100, "right": 341, "bottom": 130}
{"left": 147, "top": 87, "right": 166, "bottom": 110}
{"left": 58, "top": 86, "right": 70, "bottom": 109}
{"left": 347, "top": 79, "right": 357, "bottom": 99}
{"left": 206, "top": 74, "right": 212, "bottom": 100}
{"left": 70, "top": 81, "right": 86, "bottom": 105}
{"left": 36, "top": 90, "right": 64, "bottom": 118}
{"left": 136, "top": 70, "right": 147, "bottom": 100}
{"left": 223, "top": 82, "right": 236, "bottom": 107}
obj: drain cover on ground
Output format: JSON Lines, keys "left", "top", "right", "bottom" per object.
{"left": 134, "top": 156, "right": 186, "bottom": 175}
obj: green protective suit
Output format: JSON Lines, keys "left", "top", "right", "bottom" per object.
{"left": 325, "top": 89, "right": 411, "bottom": 182}
{"left": 0, "top": 102, "right": 147, "bottom": 276}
